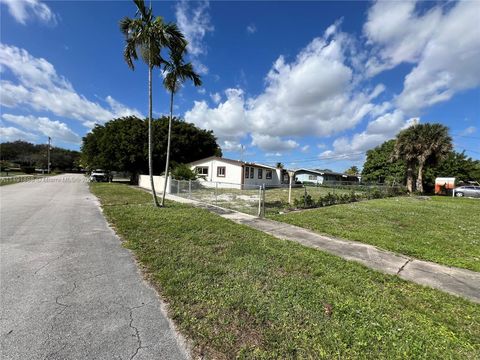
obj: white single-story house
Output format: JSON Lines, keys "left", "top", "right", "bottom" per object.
{"left": 187, "top": 156, "right": 288, "bottom": 189}
{"left": 295, "top": 168, "right": 360, "bottom": 185}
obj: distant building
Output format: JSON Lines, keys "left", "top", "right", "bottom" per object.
{"left": 187, "top": 156, "right": 289, "bottom": 188}
{"left": 294, "top": 168, "right": 360, "bottom": 184}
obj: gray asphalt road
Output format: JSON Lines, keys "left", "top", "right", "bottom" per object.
{"left": 0, "top": 174, "right": 188, "bottom": 360}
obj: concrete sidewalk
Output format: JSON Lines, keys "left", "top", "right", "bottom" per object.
{"left": 166, "top": 193, "right": 480, "bottom": 304}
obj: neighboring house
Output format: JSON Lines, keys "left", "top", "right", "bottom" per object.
{"left": 187, "top": 156, "right": 287, "bottom": 189}
{"left": 295, "top": 168, "right": 360, "bottom": 184}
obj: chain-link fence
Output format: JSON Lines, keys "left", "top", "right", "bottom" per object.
{"left": 263, "top": 182, "right": 406, "bottom": 215}
{"left": 169, "top": 179, "right": 406, "bottom": 217}
{"left": 170, "top": 179, "right": 263, "bottom": 216}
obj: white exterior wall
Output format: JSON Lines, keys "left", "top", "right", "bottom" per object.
{"left": 243, "top": 166, "right": 281, "bottom": 187}
{"left": 296, "top": 173, "right": 324, "bottom": 185}
{"left": 189, "top": 159, "right": 283, "bottom": 188}
{"left": 138, "top": 175, "right": 171, "bottom": 193}
{"left": 190, "top": 159, "right": 243, "bottom": 189}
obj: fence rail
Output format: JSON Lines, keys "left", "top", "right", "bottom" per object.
{"left": 169, "top": 179, "right": 406, "bottom": 217}
{"left": 171, "top": 179, "right": 263, "bottom": 216}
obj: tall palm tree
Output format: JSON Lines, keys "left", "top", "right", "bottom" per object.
{"left": 393, "top": 129, "right": 417, "bottom": 193}
{"left": 120, "top": 0, "right": 186, "bottom": 207}
{"left": 394, "top": 123, "right": 452, "bottom": 193}
{"left": 160, "top": 44, "right": 202, "bottom": 206}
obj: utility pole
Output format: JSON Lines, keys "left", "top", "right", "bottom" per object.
{"left": 47, "top": 137, "right": 51, "bottom": 174}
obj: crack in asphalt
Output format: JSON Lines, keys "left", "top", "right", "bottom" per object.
{"left": 113, "top": 301, "right": 153, "bottom": 360}
{"left": 34, "top": 252, "right": 66, "bottom": 275}
{"left": 42, "top": 281, "right": 78, "bottom": 360}
{"left": 128, "top": 307, "right": 143, "bottom": 360}
{"left": 55, "top": 281, "right": 77, "bottom": 309}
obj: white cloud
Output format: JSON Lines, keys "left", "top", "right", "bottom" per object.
{"left": 175, "top": 0, "right": 213, "bottom": 76}
{"left": 460, "top": 126, "right": 476, "bottom": 136}
{"left": 321, "top": 111, "right": 418, "bottom": 160}
{"left": 175, "top": 0, "right": 213, "bottom": 56}
{"left": 210, "top": 92, "right": 221, "bottom": 104}
{"left": 185, "top": 88, "right": 247, "bottom": 142}
{"left": 364, "top": 1, "right": 441, "bottom": 76}
{"left": 221, "top": 140, "right": 243, "bottom": 152}
{"left": 265, "top": 152, "right": 282, "bottom": 157}
{"left": 105, "top": 96, "right": 142, "bottom": 119}
{"left": 193, "top": 60, "right": 209, "bottom": 75}
{"left": 2, "top": 114, "right": 81, "bottom": 144}
{"left": 185, "top": 26, "right": 382, "bottom": 153}
{"left": 0, "top": 44, "right": 142, "bottom": 128}
{"left": 0, "top": 126, "right": 38, "bottom": 142}
{"left": 301, "top": 145, "right": 310, "bottom": 152}
{"left": 251, "top": 134, "right": 299, "bottom": 152}
{"left": 246, "top": 23, "right": 257, "bottom": 34}
{"left": 365, "top": 0, "right": 480, "bottom": 113}
{"left": 0, "top": 0, "right": 57, "bottom": 26}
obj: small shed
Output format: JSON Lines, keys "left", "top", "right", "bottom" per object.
{"left": 435, "top": 177, "right": 455, "bottom": 195}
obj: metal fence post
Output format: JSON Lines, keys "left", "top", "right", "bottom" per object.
{"left": 261, "top": 184, "right": 266, "bottom": 217}
{"left": 189, "top": 180, "right": 192, "bottom": 199}
{"left": 257, "top": 186, "right": 262, "bottom": 217}
{"left": 304, "top": 186, "right": 307, "bottom": 208}
{"left": 177, "top": 179, "right": 180, "bottom": 195}
{"left": 215, "top": 182, "right": 218, "bottom": 205}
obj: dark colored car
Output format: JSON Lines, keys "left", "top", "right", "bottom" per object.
{"left": 454, "top": 186, "right": 480, "bottom": 198}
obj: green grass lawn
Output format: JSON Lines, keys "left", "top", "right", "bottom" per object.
{"left": 271, "top": 196, "right": 480, "bottom": 272}
{"left": 91, "top": 183, "right": 479, "bottom": 359}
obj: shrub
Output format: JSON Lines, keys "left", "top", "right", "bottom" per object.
{"left": 20, "top": 166, "right": 35, "bottom": 174}
{"left": 171, "top": 164, "right": 196, "bottom": 180}
{"left": 294, "top": 194, "right": 315, "bottom": 208}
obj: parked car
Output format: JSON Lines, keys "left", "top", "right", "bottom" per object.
{"left": 89, "top": 170, "right": 110, "bottom": 182}
{"left": 454, "top": 186, "right": 480, "bottom": 198}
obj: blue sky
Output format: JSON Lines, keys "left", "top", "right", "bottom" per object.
{"left": 1, "top": 0, "right": 479, "bottom": 172}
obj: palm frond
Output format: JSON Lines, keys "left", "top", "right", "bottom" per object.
{"left": 123, "top": 38, "right": 138, "bottom": 70}
{"left": 119, "top": 16, "right": 133, "bottom": 36}
{"left": 133, "top": 0, "right": 149, "bottom": 20}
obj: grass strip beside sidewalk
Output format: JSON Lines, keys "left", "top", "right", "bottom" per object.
{"left": 91, "top": 183, "right": 479, "bottom": 359}
{"left": 271, "top": 196, "right": 480, "bottom": 272}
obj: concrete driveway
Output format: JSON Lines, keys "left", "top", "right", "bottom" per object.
{"left": 0, "top": 174, "right": 188, "bottom": 360}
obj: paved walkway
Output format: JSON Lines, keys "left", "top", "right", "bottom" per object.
{"left": 166, "top": 193, "right": 480, "bottom": 304}
{"left": 1, "top": 175, "right": 189, "bottom": 360}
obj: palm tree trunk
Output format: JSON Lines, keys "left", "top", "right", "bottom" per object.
{"left": 416, "top": 160, "right": 424, "bottom": 194}
{"left": 148, "top": 64, "right": 159, "bottom": 207}
{"left": 160, "top": 91, "right": 174, "bottom": 207}
{"left": 406, "top": 161, "right": 414, "bottom": 193}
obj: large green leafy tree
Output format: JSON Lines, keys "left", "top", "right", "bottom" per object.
{"left": 81, "top": 116, "right": 221, "bottom": 181}
{"left": 362, "top": 140, "right": 405, "bottom": 184}
{"left": 120, "top": 0, "right": 186, "bottom": 206}
{"left": 1, "top": 140, "right": 80, "bottom": 171}
{"left": 160, "top": 44, "right": 202, "bottom": 206}
{"left": 152, "top": 117, "right": 221, "bottom": 168}
{"left": 423, "top": 151, "right": 480, "bottom": 191}
{"left": 394, "top": 123, "right": 452, "bottom": 193}
{"left": 81, "top": 117, "right": 147, "bottom": 181}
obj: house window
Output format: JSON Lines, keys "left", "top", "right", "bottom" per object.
{"left": 258, "top": 168, "right": 263, "bottom": 179}
{"left": 250, "top": 167, "right": 254, "bottom": 178}
{"left": 266, "top": 170, "right": 272, "bottom": 179}
{"left": 245, "top": 167, "right": 249, "bottom": 178}
{"left": 308, "top": 175, "right": 316, "bottom": 180}
{"left": 195, "top": 166, "right": 208, "bottom": 175}
{"left": 217, "top": 166, "right": 226, "bottom": 177}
